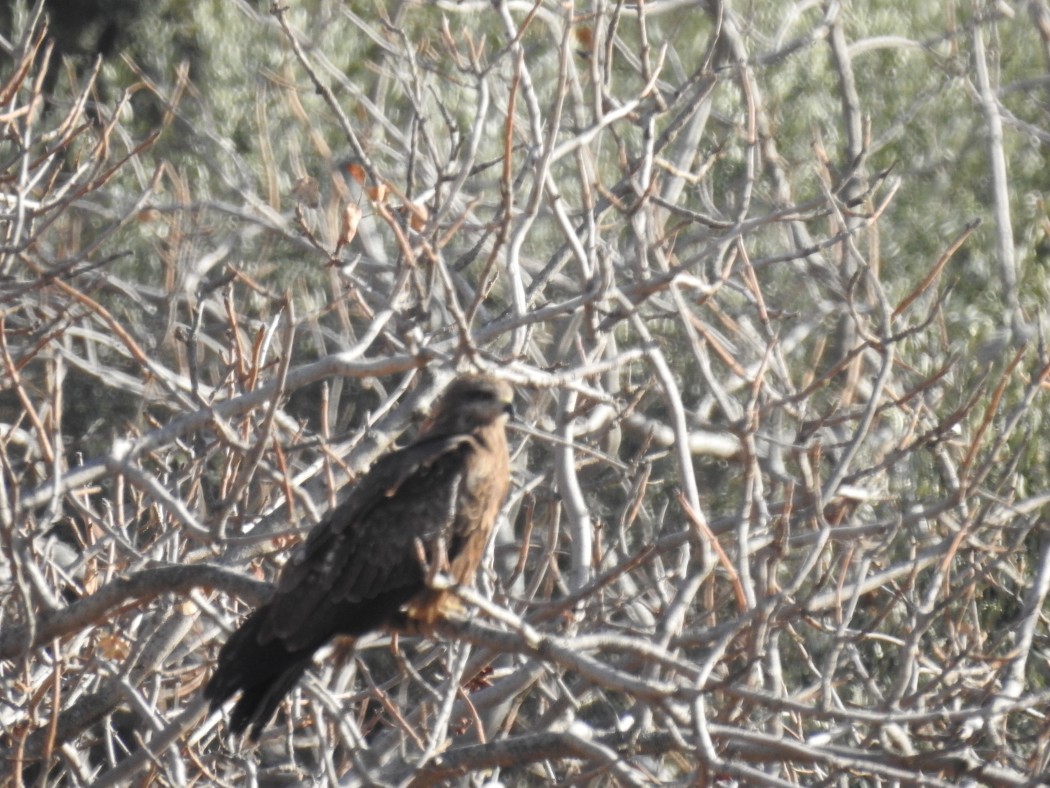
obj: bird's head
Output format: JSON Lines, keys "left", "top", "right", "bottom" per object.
{"left": 424, "top": 375, "right": 515, "bottom": 437}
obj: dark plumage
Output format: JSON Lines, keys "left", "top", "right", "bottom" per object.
{"left": 204, "top": 375, "right": 514, "bottom": 740}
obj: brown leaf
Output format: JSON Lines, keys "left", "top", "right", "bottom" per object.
{"left": 291, "top": 175, "right": 320, "bottom": 208}
{"left": 98, "top": 633, "right": 131, "bottom": 661}
{"left": 337, "top": 202, "right": 362, "bottom": 251}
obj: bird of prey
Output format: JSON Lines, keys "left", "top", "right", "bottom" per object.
{"left": 205, "top": 374, "right": 514, "bottom": 740}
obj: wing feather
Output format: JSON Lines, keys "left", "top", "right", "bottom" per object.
{"left": 257, "top": 434, "right": 474, "bottom": 648}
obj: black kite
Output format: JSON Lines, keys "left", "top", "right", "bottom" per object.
{"left": 204, "top": 375, "right": 514, "bottom": 740}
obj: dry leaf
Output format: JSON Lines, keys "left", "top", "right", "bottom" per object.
{"left": 343, "top": 160, "right": 367, "bottom": 185}
{"left": 575, "top": 26, "right": 594, "bottom": 57}
{"left": 402, "top": 201, "right": 428, "bottom": 231}
{"left": 291, "top": 175, "right": 320, "bottom": 208}
{"left": 98, "top": 633, "right": 131, "bottom": 661}
{"left": 366, "top": 182, "right": 388, "bottom": 203}
{"left": 337, "top": 202, "right": 362, "bottom": 250}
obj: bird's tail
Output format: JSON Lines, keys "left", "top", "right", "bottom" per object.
{"left": 204, "top": 607, "right": 315, "bottom": 741}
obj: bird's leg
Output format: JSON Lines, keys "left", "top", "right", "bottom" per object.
{"left": 386, "top": 611, "right": 414, "bottom": 636}
{"left": 413, "top": 535, "right": 451, "bottom": 587}
{"left": 422, "top": 538, "right": 468, "bottom": 617}
{"left": 390, "top": 614, "right": 439, "bottom": 639}
{"left": 404, "top": 536, "right": 467, "bottom": 625}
